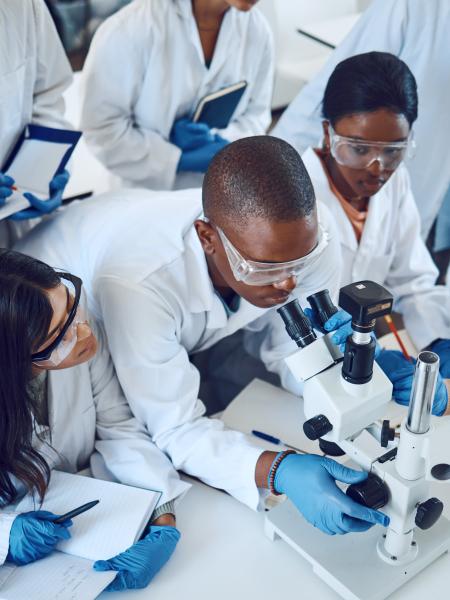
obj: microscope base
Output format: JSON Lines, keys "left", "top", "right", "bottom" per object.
{"left": 265, "top": 499, "right": 450, "bottom": 600}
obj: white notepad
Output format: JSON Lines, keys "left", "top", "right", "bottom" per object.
{"left": 15, "top": 471, "right": 161, "bottom": 561}
{"left": 0, "top": 553, "right": 115, "bottom": 600}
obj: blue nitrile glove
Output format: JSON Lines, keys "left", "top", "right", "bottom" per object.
{"left": 170, "top": 117, "right": 216, "bottom": 151}
{"left": 274, "top": 454, "right": 389, "bottom": 535}
{"left": 376, "top": 349, "right": 448, "bottom": 416}
{"left": 306, "top": 307, "right": 380, "bottom": 356}
{"left": 7, "top": 510, "right": 72, "bottom": 565}
{"left": 93, "top": 525, "right": 180, "bottom": 591}
{"left": 429, "top": 339, "right": 450, "bottom": 379}
{"left": 177, "top": 136, "right": 229, "bottom": 173}
{"left": 0, "top": 173, "right": 15, "bottom": 207}
{"left": 9, "top": 170, "right": 69, "bottom": 221}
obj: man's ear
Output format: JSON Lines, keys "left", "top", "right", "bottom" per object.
{"left": 194, "top": 220, "right": 217, "bottom": 255}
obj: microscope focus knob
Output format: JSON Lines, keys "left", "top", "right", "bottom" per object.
{"left": 303, "top": 415, "right": 333, "bottom": 441}
{"left": 346, "top": 474, "right": 389, "bottom": 510}
{"left": 415, "top": 498, "right": 444, "bottom": 530}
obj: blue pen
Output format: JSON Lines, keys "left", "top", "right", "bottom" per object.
{"left": 251, "top": 430, "right": 306, "bottom": 453}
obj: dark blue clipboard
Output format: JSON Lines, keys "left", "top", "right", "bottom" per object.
{"left": 2, "top": 124, "right": 82, "bottom": 177}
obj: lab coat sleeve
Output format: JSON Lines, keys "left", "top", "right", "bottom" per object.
{"left": 272, "top": 0, "right": 406, "bottom": 154}
{"left": 89, "top": 322, "right": 190, "bottom": 506}
{"left": 244, "top": 208, "right": 342, "bottom": 395}
{"left": 95, "top": 276, "right": 265, "bottom": 510}
{"left": 31, "top": 0, "right": 73, "bottom": 129}
{"left": 216, "top": 22, "right": 274, "bottom": 141}
{"left": 0, "top": 513, "right": 18, "bottom": 565}
{"left": 80, "top": 18, "right": 181, "bottom": 190}
{"left": 384, "top": 170, "right": 450, "bottom": 349}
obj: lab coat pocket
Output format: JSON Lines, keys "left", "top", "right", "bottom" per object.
{"left": 0, "top": 62, "right": 26, "bottom": 161}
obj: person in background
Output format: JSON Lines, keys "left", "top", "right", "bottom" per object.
{"left": 273, "top": 0, "right": 450, "bottom": 242}
{"left": 298, "top": 51, "right": 450, "bottom": 412}
{"left": 80, "top": 0, "right": 273, "bottom": 191}
{"left": 0, "top": 0, "right": 73, "bottom": 247}
{"left": 0, "top": 250, "right": 187, "bottom": 591}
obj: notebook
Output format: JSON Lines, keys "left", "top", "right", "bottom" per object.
{"left": 192, "top": 80, "right": 247, "bottom": 129}
{"left": 14, "top": 470, "right": 161, "bottom": 561}
{"left": 0, "top": 471, "right": 161, "bottom": 599}
{"left": 0, "top": 124, "right": 81, "bottom": 220}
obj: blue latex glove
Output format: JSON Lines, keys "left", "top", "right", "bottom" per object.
{"left": 7, "top": 510, "right": 72, "bottom": 565}
{"left": 177, "top": 136, "right": 229, "bottom": 173}
{"left": 170, "top": 117, "right": 216, "bottom": 151}
{"left": 429, "top": 339, "right": 450, "bottom": 379}
{"left": 376, "top": 349, "right": 448, "bottom": 415}
{"left": 305, "top": 307, "right": 380, "bottom": 356}
{"left": 9, "top": 170, "right": 69, "bottom": 221}
{"left": 0, "top": 172, "right": 15, "bottom": 207}
{"left": 93, "top": 525, "right": 180, "bottom": 591}
{"left": 274, "top": 454, "right": 389, "bottom": 535}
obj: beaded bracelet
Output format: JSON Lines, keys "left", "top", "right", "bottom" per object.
{"left": 267, "top": 449, "right": 296, "bottom": 496}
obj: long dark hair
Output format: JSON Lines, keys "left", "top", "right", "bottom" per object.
{"left": 322, "top": 51, "right": 418, "bottom": 127}
{"left": 0, "top": 249, "right": 61, "bottom": 505}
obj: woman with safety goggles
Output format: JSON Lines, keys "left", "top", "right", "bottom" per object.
{"left": 0, "top": 250, "right": 189, "bottom": 591}
{"left": 298, "top": 51, "right": 450, "bottom": 398}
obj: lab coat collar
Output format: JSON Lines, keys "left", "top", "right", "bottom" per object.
{"left": 302, "top": 147, "right": 395, "bottom": 254}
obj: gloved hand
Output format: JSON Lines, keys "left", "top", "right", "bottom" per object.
{"left": 9, "top": 170, "right": 69, "bottom": 221}
{"left": 376, "top": 349, "right": 448, "bottom": 415}
{"left": 429, "top": 339, "right": 450, "bottom": 379}
{"left": 306, "top": 307, "right": 380, "bottom": 356}
{"left": 274, "top": 453, "right": 389, "bottom": 535}
{"left": 93, "top": 525, "right": 180, "bottom": 591}
{"left": 177, "top": 136, "right": 229, "bottom": 173}
{"left": 170, "top": 117, "right": 216, "bottom": 151}
{"left": 7, "top": 510, "right": 72, "bottom": 565}
{"left": 0, "top": 173, "right": 15, "bottom": 207}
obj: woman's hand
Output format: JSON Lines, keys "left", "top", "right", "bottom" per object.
{"left": 7, "top": 510, "right": 72, "bottom": 565}
{"left": 93, "top": 525, "right": 180, "bottom": 591}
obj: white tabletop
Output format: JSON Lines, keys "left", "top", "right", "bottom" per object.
{"left": 297, "top": 13, "right": 361, "bottom": 49}
{"left": 110, "top": 377, "right": 450, "bottom": 600}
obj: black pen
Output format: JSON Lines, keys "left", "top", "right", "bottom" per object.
{"left": 53, "top": 499, "right": 100, "bottom": 524}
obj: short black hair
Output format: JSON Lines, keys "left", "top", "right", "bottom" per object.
{"left": 202, "top": 136, "right": 315, "bottom": 228}
{"left": 322, "top": 51, "right": 418, "bottom": 126}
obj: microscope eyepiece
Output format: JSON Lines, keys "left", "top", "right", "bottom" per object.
{"left": 306, "top": 289, "right": 338, "bottom": 330}
{"left": 277, "top": 299, "right": 317, "bottom": 348}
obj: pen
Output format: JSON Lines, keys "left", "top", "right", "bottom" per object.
{"left": 251, "top": 430, "right": 306, "bottom": 454}
{"left": 53, "top": 499, "right": 100, "bottom": 524}
{"left": 383, "top": 315, "right": 412, "bottom": 362}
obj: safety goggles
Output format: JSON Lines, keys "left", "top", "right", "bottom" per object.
{"left": 214, "top": 223, "right": 329, "bottom": 286}
{"left": 31, "top": 273, "right": 88, "bottom": 367}
{"left": 329, "top": 125, "right": 415, "bottom": 170}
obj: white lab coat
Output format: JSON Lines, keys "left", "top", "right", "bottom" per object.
{"left": 0, "top": 320, "right": 189, "bottom": 565}
{"left": 0, "top": 0, "right": 73, "bottom": 247}
{"left": 272, "top": 0, "right": 450, "bottom": 239}
{"left": 80, "top": 0, "right": 273, "bottom": 191}
{"left": 17, "top": 187, "right": 341, "bottom": 511}
{"left": 302, "top": 147, "right": 450, "bottom": 350}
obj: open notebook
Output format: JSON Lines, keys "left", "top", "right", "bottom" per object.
{"left": 0, "top": 471, "right": 161, "bottom": 600}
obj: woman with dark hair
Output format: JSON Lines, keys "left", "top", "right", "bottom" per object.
{"left": 301, "top": 51, "right": 450, "bottom": 413}
{"left": 0, "top": 250, "right": 188, "bottom": 591}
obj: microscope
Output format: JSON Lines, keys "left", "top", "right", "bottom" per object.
{"left": 265, "top": 281, "right": 450, "bottom": 600}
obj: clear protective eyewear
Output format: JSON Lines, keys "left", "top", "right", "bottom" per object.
{"left": 329, "top": 125, "right": 415, "bottom": 170}
{"left": 214, "top": 223, "right": 329, "bottom": 286}
{"left": 31, "top": 273, "right": 89, "bottom": 367}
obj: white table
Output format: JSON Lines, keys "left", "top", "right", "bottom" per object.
{"left": 111, "top": 378, "right": 450, "bottom": 600}
{"left": 298, "top": 13, "right": 361, "bottom": 49}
